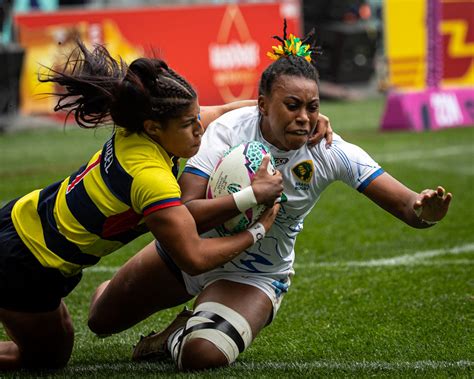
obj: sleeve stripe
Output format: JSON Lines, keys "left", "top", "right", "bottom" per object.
{"left": 143, "top": 198, "right": 181, "bottom": 216}
{"left": 357, "top": 168, "right": 385, "bottom": 193}
{"left": 183, "top": 167, "right": 210, "bottom": 179}
{"left": 332, "top": 145, "right": 355, "bottom": 182}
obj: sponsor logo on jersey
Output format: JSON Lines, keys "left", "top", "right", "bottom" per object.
{"left": 274, "top": 157, "right": 289, "bottom": 167}
{"left": 103, "top": 138, "right": 114, "bottom": 174}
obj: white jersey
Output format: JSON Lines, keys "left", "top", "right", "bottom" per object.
{"left": 185, "top": 106, "right": 383, "bottom": 282}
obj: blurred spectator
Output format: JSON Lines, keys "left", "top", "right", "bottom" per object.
{"left": 0, "top": 0, "right": 25, "bottom": 132}
{"left": 14, "top": 0, "right": 58, "bottom": 11}
{"left": 0, "top": 0, "right": 13, "bottom": 43}
{"left": 60, "top": 0, "right": 87, "bottom": 6}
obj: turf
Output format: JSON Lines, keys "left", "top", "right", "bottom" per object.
{"left": 0, "top": 97, "right": 472, "bottom": 378}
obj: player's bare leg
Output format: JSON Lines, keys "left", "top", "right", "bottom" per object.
{"left": 133, "top": 279, "right": 273, "bottom": 371}
{"left": 88, "top": 240, "right": 193, "bottom": 335}
{"left": 180, "top": 280, "right": 272, "bottom": 370}
{"left": 0, "top": 340, "right": 19, "bottom": 370}
{"left": 0, "top": 301, "right": 74, "bottom": 369}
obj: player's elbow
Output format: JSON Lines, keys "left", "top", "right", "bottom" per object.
{"left": 171, "top": 239, "right": 231, "bottom": 275}
{"left": 174, "top": 247, "right": 211, "bottom": 276}
{"left": 180, "top": 265, "right": 205, "bottom": 276}
{"left": 179, "top": 256, "right": 210, "bottom": 276}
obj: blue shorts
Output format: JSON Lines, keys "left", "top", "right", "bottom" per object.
{"left": 0, "top": 198, "right": 82, "bottom": 313}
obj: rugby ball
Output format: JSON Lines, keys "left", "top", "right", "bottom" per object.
{"left": 206, "top": 141, "right": 275, "bottom": 233}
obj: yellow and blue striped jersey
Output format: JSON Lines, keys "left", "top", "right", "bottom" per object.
{"left": 11, "top": 128, "right": 181, "bottom": 276}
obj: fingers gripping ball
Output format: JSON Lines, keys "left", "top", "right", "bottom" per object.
{"left": 206, "top": 141, "right": 275, "bottom": 233}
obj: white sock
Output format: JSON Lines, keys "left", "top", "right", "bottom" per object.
{"left": 168, "top": 327, "right": 184, "bottom": 361}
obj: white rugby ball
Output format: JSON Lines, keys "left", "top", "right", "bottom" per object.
{"left": 206, "top": 141, "right": 275, "bottom": 233}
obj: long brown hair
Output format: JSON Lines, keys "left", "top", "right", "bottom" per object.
{"left": 39, "top": 40, "right": 197, "bottom": 133}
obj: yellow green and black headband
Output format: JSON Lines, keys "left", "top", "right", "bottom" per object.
{"left": 266, "top": 19, "right": 318, "bottom": 63}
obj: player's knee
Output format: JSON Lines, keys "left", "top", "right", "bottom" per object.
{"left": 176, "top": 302, "right": 253, "bottom": 371}
{"left": 88, "top": 314, "right": 116, "bottom": 336}
{"left": 87, "top": 312, "right": 104, "bottom": 335}
{"left": 62, "top": 314, "right": 75, "bottom": 340}
{"left": 87, "top": 281, "right": 111, "bottom": 334}
{"left": 88, "top": 302, "right": 118, "bottom": 335}
{"left": 21, "top": 327, "right": 74, "bottom": 369}
{"left": 87, "top": 304, "right": 102, "bottom": 334}
{"left": 42, "top": 314, "right": 74, "bottom": 369}
{"left": 22, "top": 349, "right": 71, "bottom": 369}
{"left": 38, "top": 350, "right": 71, "bottom": 369}
{"left": 179, "top": 338, "right": 228, "bottom": 371}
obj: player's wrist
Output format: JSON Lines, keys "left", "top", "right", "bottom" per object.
{"left": 246, "top": 222, "right": 266, "bottom": 244}
{"left": 233, "top": 186, "right": 258, "bottom": 213}
{"left": 413, "top": 206, "right": 438, "bottom": 226}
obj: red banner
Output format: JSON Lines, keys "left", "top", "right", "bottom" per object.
{"left": 15, "top": 2, "right": 301, "bottom": 114}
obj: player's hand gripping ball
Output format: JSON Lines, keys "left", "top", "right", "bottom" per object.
{"left": 206, "top": 141, "right": 275, "bottom": 233}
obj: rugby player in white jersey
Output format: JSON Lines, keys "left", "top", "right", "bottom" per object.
{"left": 88, "top": 24, "right": 452, "bottom": 371}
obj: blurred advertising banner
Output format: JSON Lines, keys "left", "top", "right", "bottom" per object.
{"left": 385, "top": 0, "right": 473, "bottom": 90}
{"left": 14, "top": 1, "right": 301, "bottom": 115}
{"left": 381, "top": 0, "right": 473, "bottom": 131}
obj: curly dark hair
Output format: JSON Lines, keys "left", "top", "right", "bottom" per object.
{"left": 39, "top": 40, "right": 197, "bottom": 133}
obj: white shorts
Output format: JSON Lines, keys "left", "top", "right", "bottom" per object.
{"left": 155, "top": 240, "right": 293, "bottom": 320}
{"left": 181, "top": 270, "right": 292, "bottom": 321}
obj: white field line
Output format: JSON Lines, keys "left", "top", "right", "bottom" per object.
{"left": 374, "top": 144, "right": 473, "bottom": 163}
{"left": 85, "top": 243, "right": 474, "bottom": 274}
{"left": 64, "top": 359, "right": 473, "bottom": 373}
{"left": 85, "top": 266, "right": 119, "bottom": 273}
{"left": 410, "top": 161, "right": 474, "bottom": 176}
{"left": 296, "top": 243, "right": 474, "bottom": 269}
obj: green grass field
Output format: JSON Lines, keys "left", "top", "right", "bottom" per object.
{"left": 0, "top": 97, "right": 473, "bottom": 378}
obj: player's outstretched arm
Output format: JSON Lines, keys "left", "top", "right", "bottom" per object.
{"left": 362, "top": 172, "right": 452, "bottom": 228}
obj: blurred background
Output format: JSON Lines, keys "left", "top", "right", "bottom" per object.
{"left": 0, "top": 4, "right": 472, "bottom": 375}
{"left": 0, "top": 0, "right": 472, "bottom": 131}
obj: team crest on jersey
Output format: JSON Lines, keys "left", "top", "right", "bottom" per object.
{"left": 292, "top": 160, "right": 314, "bottom": 183}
